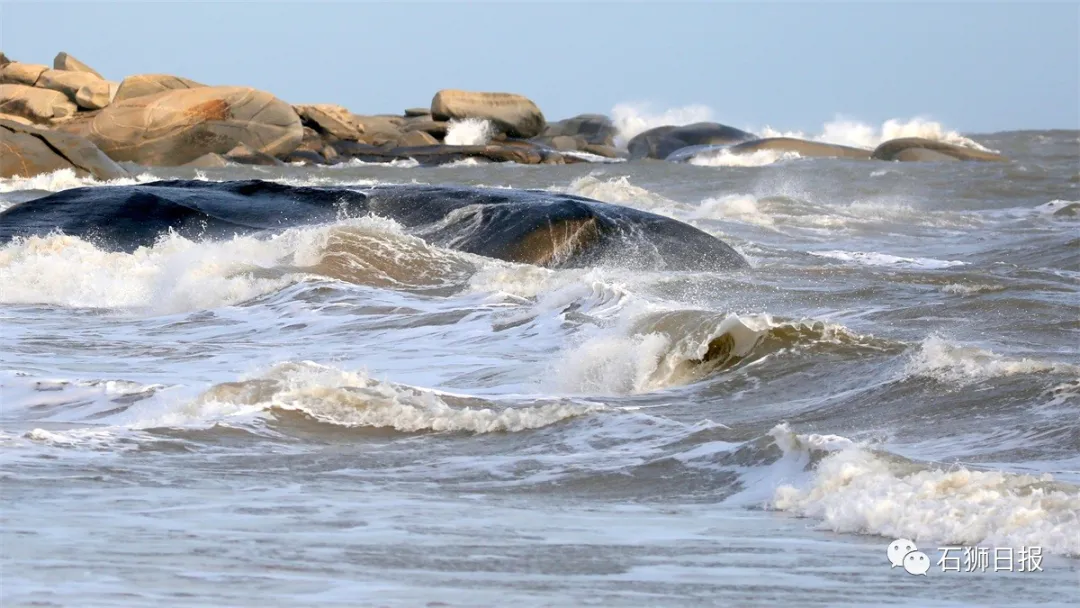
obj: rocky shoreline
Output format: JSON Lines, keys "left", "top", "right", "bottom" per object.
{"left": 0, "top": 51, "right": 1008, "bottom": 181}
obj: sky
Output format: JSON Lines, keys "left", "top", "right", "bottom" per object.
{"left": 1, "top": 1, "right": 1077, "bottom": 134}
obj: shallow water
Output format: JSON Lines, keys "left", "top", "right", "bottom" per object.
{"left": 2, "top": 130, "right": 1079, "bottom": 606}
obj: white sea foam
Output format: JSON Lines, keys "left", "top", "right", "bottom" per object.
{"left": 0, "top": 217, "right": 425, "bottom": 312}
{"left": 905, "top": 336, "right": 1079, "bottom": 385}
{"left": 759, "top": 117, "right": 992, "bottom": 151}
{"left": 444, "top": 118, "right": 494, "bottom": 146}
{"left": 809, "top": 250, "right": 966, "bottom": 269}
{"left": 0, "top": 168, "right": 160, "bottom": 194}
{"left": 610, "top": 102, "right": 714, "bottom": 147}
{"left": 940, "top": 283, "right": 1005, "bottom": 295}
{"left": 185, "top": 361, "right": 603, "bottom": 434}
{"left": 693, "top": 195, "right": 777, "bottom": 228}
{"left": 770, "top": 425, "right": 1080, "bottom": 556}
{"left": 689, "top": 149, "right": 802, "bottom": 167}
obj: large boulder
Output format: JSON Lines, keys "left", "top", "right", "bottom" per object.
{"left": 352, "top": 114, "right": 406, "bottom": 146}
{"left": 0, "top": 62, "right": 47, "bottom": 86}
{"left": 395, "top": 130, "right": 439, "bottom": 147}
{"left": 113, "top": 73, "right": 205, "bottom": 102}
{"left": 0, "top": 84, "right": 77, "bottom": 123}
{"left": 293, "top": 104, "right": 363, "bottom": 141}
{"left": 53, "top": 52, "right": 103, "bottom": 79}
{"left": 541, "top": 113, "right": 617, "bottom": 146}
{"left": 628, "top": 122, "right": 755, "bottom": 160}
{"left": 0, "top": 118, "right": 130, "bottom": 179}
{"left": 84, "top": 86, "right": 303, "bottom": 166}
{"left": 36, "top": 69, "right": 102, "bottom": 103}
{"left": 75, "top": 80, "right": 120, "bottom": 110}
{"left": 403, "top": 107, "right": 430, "bottom": 117}
{"left": 403, "top": 117, "right": 449, "bottom": 138}
{"left": 724, "top": 137, "right": 872, "bottom": 160}
{"left": 430, "top": 89, "right": 545, "bottom": 139}
{"left": 871, "top": 137, "right": 1007, "bottom": 162}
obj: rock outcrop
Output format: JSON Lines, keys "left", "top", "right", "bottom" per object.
{"left": 294, "top": 104, "right": 363, "bottom": 141}
{"left": 113, "top": 73, "right": 205, "bottom": 102}
{"left": 0, "top": 62, "right": 48, "bottom": 86}
{"left": 871, "top": 138, "right": 1007, "bottom": 162}
{"left": 0, "top": 118, "right": 130, "bottom": 179}
{"left": 0, "top": 84, "right": 77, "bottom": 123}
{"left": 84, "top": 85, "right": 303, "bottom": 165}
{"left": 628, "top": 122, "right": 756, "bottom": 160}
{"left": 53, "top": 52, "right": 104, "bottom": 79}
{"left": 36, "top": 69, "right": 102, "bottom": 103}
{"left": 74, "top": 80, "right": 120, "bottom": 110}
{"left": 430, "top": 89, "right": 545, "bottom": 139}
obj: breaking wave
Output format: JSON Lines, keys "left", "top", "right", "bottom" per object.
{"left": 444, "top": 118, "right": 494, "bottom": 146}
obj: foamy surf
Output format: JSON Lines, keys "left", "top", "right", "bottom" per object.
{"left": 192, "top": 361, "right": 604, "bottom": 434}
{"left": 810, "top": 250, "right": 967, "bottom": 269}
{"left": 905, "top": 336, "right": 1080, "bottom": 385}
{"left": 444, "top": 118, "right": 494, "bottom": 146}
{"left": 770, "top": 425, "right": 1080, "bottom": 557}
{"left": 0, "top": 216, "right": 472, "bottom": 312}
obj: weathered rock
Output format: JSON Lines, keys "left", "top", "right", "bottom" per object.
{"left": 336, "top": 142, "right": 556, "bottom": 166}
{"left": 871, "top": 137, "right": 1007, "bottom": 162}
{"left": 725, "top": 137, "right": 872, "bottom": 160}
{"left": 36, "top": 69, "right": 102, "bottom": 103}
{"left": 404, "top": 107, "right": 430, "bottom": 117}
{"left": 0, "top": 84, "right": 77, "bottom": 123}
{"left": 430, "top": 89, "right": 545, "bottom": 139}
{"left": 85, "top": 86, "right": 303, "bottom": 166}
{"left": 542, "top": 114, "right": 617, "bottom": 147}
{"left": 182, "top": 152, "right": 231, "bottom": 169}
{"left": 0, "top": 52, "right": 10, "bottom": 67}
{"left": 892, "top": 148, "right": 959, "bottom": 162}
{"left": 0, "top": 62, "right": 48, "bottom": 86}
{"left": 0, "top": 118, "right": 130, "bottom": 179}
{"left": 582, "top": 143, "right": 627, "bottom": 159}
{"left": 74, "top": 80, "right": 119, "bottom": 110}
{"left": 113, "top": 73, "right": 205, "bottom": 102}
{"left": 352, "top": 114, "right": 406, "bottom": 146}
{"left": 294, "top": 104, "right": 362, "bottom": 141}
{"left": 532, "top": 134, "right": 586, "bottom": 152}
{"left": 289, "top": 126, "right": 339, "bottom": 164}
{"left": 0, "top": 112, "right": 33, "bottom": 126}
{"left": 628, "top": 122, "right": 756, "bottom": 160}
{"left": 53, "top": 52, "right": 104, "bottom": 79}
{"left": 225, "top": 142, "right": 284, "bottom": 166}
{"left": 396, "top": 130, "right": 439, "bottom": 147}
{"left": 403, "top": 117, "right": 449, "bottom": 138}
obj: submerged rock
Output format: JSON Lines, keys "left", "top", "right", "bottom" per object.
{"left": 871, "top": 138, "right": 1007, "bottom": 162}
{"left": 0, "top": 180, "right": 749, "bottom": 272}
{"left": 628, "top": 122, "right": 755, "bottom": 160}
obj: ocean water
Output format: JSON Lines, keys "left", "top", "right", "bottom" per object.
{"left": 1, "top": 125, "right": 1078, "bottom": 607}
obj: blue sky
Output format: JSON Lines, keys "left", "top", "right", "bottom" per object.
{"left": 2, "top": 2, "right": 1077, "bottom": 133}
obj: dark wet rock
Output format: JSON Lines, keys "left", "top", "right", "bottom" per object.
{"left": 628, "top": 122, "right": 756, "bottom": 160}
{"left": 871, "top": 137, "right": 1007, "bottom": 162}
{"left": 0, "top": 118, "right": 130, "bottom": 179}
{"left": 542, "top": 113, "right": 617, "bottom": 147}
{"left": 0, "top": 180, "right": 749, "bottom": 273}
{"left": 404, "top": 107, "right": 430, "bottom": 117}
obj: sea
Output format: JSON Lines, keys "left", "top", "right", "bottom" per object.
{"left": 1, "top": 115, "right": 1078, "bottom": 607}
